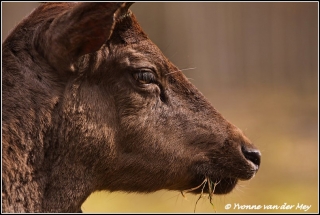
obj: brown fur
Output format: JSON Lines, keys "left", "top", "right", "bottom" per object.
{"left": 2, "top": 2, "right": 261, "bottom": 212}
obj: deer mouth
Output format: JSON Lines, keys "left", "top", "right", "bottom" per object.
{"left": 184, "top": 153, "right": 260, "bottom": 195}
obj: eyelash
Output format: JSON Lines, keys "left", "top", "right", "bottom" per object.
{"left": 133, "top": 70, "right": 156, "bottom": 85}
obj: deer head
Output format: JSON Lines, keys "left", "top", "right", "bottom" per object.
{"left": 2, "top": 2, "right": 261, "bottom": 212}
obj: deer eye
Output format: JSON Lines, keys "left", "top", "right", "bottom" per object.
{"left": 133, "top": 70, "right": 156, "bottom": 85}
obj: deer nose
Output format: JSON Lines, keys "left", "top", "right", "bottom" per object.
{"left": 241, "top": 146, "right": 261, "bottom": 168}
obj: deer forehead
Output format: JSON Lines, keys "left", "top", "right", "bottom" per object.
{"left": 116, "top": 48, "right": 157, "bottom": 69}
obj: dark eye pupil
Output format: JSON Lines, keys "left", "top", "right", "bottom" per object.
{"left": 134, "top": 71, "right": 155, "bottom": 84}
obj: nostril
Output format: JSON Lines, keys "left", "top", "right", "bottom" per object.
{"left": 241, "top": 146, "right": 261, "bottom": 167}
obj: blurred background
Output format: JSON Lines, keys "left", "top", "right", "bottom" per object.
{"left": 2, "top": 2, "right": 318, "bottom": 213}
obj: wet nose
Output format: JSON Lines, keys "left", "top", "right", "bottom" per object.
{"left": 241, "top": 146, "right": 261, "bottom": 168}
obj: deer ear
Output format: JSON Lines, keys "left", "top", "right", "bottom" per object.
{"left": 41, "top": 2, "right": 134, "bottom": 73}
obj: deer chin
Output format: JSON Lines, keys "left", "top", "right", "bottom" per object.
{"left": 187, "top": 177, "right": 238, "bottom": 195}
